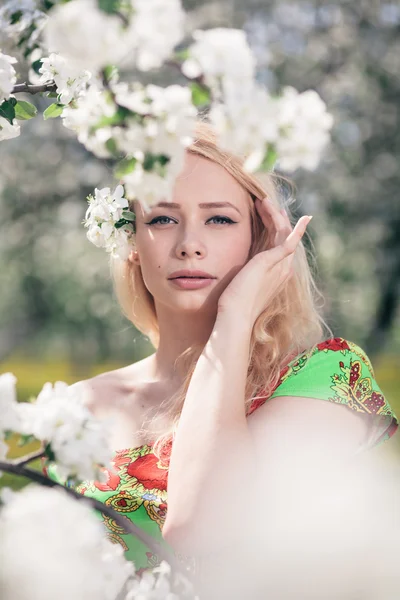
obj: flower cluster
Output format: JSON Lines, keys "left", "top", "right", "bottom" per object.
{"left": 210, "top": 82, "right": 334, "bottom": 173}
{"left": 37, "top": 53, "right": 92, "bottom": 104}
{"left": 0, "top": 0, "right": 335, "bottom": 262}
{"left": 112, "top": 81, "right": 196, "bottom": 210}
{"left": 84, "top": 184, "right": 136, "bottom": 261}
{"left": 0, "top": 372, "right": 113, "bottom": 482}
{"left": 0, "top": 373, "right": 21, "bottom": 461}
{"left": 0, "top": 51, "right": 17, "bottom": 105}
{"left": 42, "top": 0, "right": 185, "bottom": 74}
{"left": 0, "top": 0, "right": 47, "bottom": 53}
{"left": 0, "top": 485, "right": 135, "bottom": 600}
{"left": 182, "top": 28, "right": 256, "bottom": 96}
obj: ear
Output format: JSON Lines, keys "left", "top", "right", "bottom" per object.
{"left": 128, "top": 249, "right": 140, "bottom": 265}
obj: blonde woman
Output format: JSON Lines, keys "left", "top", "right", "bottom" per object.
{"left": 44, "top": 122, "right": 398, "bottom": 598}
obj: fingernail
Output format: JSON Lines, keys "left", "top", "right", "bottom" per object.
{"left": 307, "top": 215, "right": 313, "bottom": 222}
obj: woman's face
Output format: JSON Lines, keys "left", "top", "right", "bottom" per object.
{"left": 130, "top": 152, "right": 253, "bottom": 315}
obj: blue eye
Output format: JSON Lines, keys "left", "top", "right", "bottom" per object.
{"left": 145, "top": 215, "right": 237, "bottom": 226}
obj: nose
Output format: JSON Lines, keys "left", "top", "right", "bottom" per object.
{"left": 175, "top": 232, "right": 206, "bottom": 258}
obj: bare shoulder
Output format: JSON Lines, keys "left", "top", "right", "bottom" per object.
{"left": 69, "top": 359, "right": 149, "bottom": 415}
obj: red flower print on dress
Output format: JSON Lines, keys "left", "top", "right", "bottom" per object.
{"left": 94, "top": 469, "right": 121, "bottom": 492}
{"left": 126, "top": 453, "right": 168, "bottom": 491}
{"left": 317, "top": 338, "right": 350, "bottom": 352}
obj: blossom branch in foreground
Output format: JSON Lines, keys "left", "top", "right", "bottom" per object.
{"left": 0, "top": 460, "right": 186, "bottom": 576}
{"left": 9, "top": 447, "right": 46, "bottom": 467}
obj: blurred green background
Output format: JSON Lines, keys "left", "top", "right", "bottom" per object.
{"left": 1, "top": 0, "right": 400, "bottom": 491}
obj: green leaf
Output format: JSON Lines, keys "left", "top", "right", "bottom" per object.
{"left": 189, "top": 81, "right": 211, "bottom": 108}
{"left": 10, "top": 10, "right": 23, "bottom": 24}
{"left": 17, "top": 434, "right": 36, "bottom": 447}
{"left": 174, "top": 47, "right": 190, "bottom": 62}
{"left": 43, "top": 103, "right": 64, "bottom": 120}
{"left": 105, "top": 137, "right": 118, "bottom": 155}
{"left": 91, "top": 106, "right": 132, "bottom": 131}
{"left": 15, "top": 100, "right": 37, "bottom": 120}
{"left": 115, "top": 219, "right": 134, "bottom": 231}
{"left": 102, "top": 64, "right": 118, "bottom": 84}
{"left": 44, "top": 443, "right": 56, "bottom": 463}
{"left": 3, "top": 430, "right": 13, "bottom": 441}
{"left": 121, "top": 210, "right": 136, "bottom": 222}
{"left": 259, "top": 147, "right": 278, "bottom": 172}
{"left": 0, "top": 99, "right": 16, "bottom": 124}
{"left": 47, "top": 91, "right": 58, "bottom": 98}
{"left": 97, "top": 0, "right": 120, "bottom": 14}
{"left": 31, "top": 58, "right": 43, "bottom": 75}
{"left": 114, "top": 157, "right": 137, "bottom": 178}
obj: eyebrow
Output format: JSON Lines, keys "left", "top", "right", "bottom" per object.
{"left": 154, "top": 201, "right": 242, "bottom": 216}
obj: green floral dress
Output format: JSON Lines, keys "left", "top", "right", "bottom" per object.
{"left": 42, "top": 337, "right": 398, "bottom": 576}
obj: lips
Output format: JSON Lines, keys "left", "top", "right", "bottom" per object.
{"left": 168, "top": 270, "right": 216, "bottom": 279}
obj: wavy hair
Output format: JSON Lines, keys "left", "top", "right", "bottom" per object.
{"left": 110, "top": 121, "right": 333, "bottom": 462}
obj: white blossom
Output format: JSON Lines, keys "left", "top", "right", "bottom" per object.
{"left": 181, "top": 28, "right": 256, "bottom": 94}
{"left": 0, "top": 0, "right": 47, "bottom": 48}
{"left": 209, "top": 80, "right": 333, "bottom": 173}
{"left": 0, "top": 372, "right": 22, "bottom": 435}
{"left": 0, "top": 51, "right": 17, "bottom": 104}
{"left": 122, "top": 164, "right": 171, "bottom": 214}
{"left": 62, "top": 82, "right": 116, "bottom": 158}
{"left": 38, "top": 52, "right": 92, "bottom": 104}
{"left": 84, "top": 184, "right": 135, "bottom": 260}
{"left": 17, "top": 380, "right": 113, "bottom": 482}
{"left": 124, "top": 0, "right": 186, "bottom": 72}
{"left": 209, "top": 80, "right": 279, "bottom": 171}
{"left": 43, "top": 0, "right": 134, "bottom": 72}
{"left": 0, "top": 116, "right": 20, "bottom": 141}
{"left": 274, "top": 86, "right": 334, "bottom": 172}
{"left": 0, "top": 372, "right": 22, "bottom": 470}
{"left": 114, "top": 82, "right": 196, "bottom": 154}
{"left": 0, "top": 485, "right": 134, "bottom": 600}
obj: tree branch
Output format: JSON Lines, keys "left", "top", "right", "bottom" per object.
{"left": 12, "top": 81, "right": 57, "bottom": 95}
{"left": 0, "top": 461, "right": 189, "bottom": 579}
{"left": 10, "top": 448, "right": 46, "bottom": 467}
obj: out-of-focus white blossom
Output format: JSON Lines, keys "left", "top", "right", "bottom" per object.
{"left": 114, "top": 82, "right": 195, "bottom": 162}
{"left": 210, "top": 80, "right": 333, "bottom": 173}
{"left": 62, "top": 83, "right": 116, "bottom": 158}
{"left": 43, "top": 0, "right": 133, "bottom": 72}
{"left": 0, "top": 0, "right": 47, "bottom": 49}
{"left": 0, "top": 485, "right": 135, "bottom": 600}
{"left": 84, "top": 184, "right": 135, "bottom": 260}
{"left": 274, "top": 86, "right": 334, "bottom": 172}
{"left": 181, "top": 28, "right": 256, "bottom": 95}
{"left": 0, "top": 116, "right": 20, "bottom": 141}
{"left": 209, "top": 79, "right": 279, "bottom": 171}
{"left": 0, "top": 51, "right": 17, "bottom": 104}
{"left": 42, "top": 0, "right": 185, "bottom": 74}
{"left": 17, "top": 380, "right": 113, "bottom": 481}
{"left": 123, "top": 0, "right": 186, "bottom": 72}
{"left": 121, "top": 160, "right": 182, "bottom": 214}
{"left": 0, "top": 373, "right": 22, "bottom": 462}
{"left": 38, "top": 52, "right": 92, "bottom": 104}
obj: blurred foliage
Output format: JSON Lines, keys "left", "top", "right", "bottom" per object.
{"left": 0, "top": 0, "right": 399, "bottom": 371}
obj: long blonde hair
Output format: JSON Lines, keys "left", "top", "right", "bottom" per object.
{"left": 111, "top": 121, "right": 332, "bottom": 461}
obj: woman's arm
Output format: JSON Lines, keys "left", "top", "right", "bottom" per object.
{"left": 163, "top": 313, "right": 368, "bottom": 557}
{"left": 163, "top": 313, "right": 257, "bottom": 555}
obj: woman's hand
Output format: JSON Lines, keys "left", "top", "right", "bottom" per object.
{"left": 216, "top": 196, "right": 312, "bottom": 328}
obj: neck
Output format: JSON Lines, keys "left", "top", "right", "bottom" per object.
{"left": 146, "top": 303, "right": 218, "bottom": 385}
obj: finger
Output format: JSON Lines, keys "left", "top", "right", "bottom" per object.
{"left": 256, "top": 198, "right": 292, "bottom": 247}
{"left": 265, "top": 215, "right": 312, "bottom": 266}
